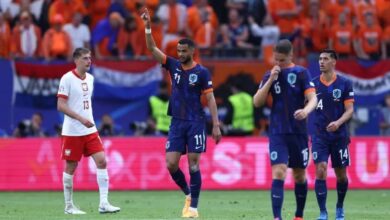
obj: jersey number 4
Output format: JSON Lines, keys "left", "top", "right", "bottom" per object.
{"left": 316, "top": 99, "right": 323, "bottom": 110}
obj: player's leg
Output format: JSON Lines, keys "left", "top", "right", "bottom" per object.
{"left": 87, "top": 133, "right": 120, "bottom": 213}
{"left": 312, "top": 136, "right": 331, "bottom": 220}
{"left": 166, "top": 118, "right": 191, "bottom": 216}
{"left": 182, "top": 121, "right": 206, "bottom": 218}
{"left": 61, "top": 136, "right": 85, "bottom": 214}
{"left": 331, "top": 138, "right": 350, "bottom": 220}
{"left": 269, "top": 134, "right": 289, "bottom": 220}
{"left": 288, "top": 134, "right": 309, "bottom": 220}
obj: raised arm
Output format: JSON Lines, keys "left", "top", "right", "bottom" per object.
{"left": 141, "top": 8, "right": 166, "bottom": 64}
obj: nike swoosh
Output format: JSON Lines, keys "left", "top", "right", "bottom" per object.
{"left": 272, "top": 195, "right": 281, "bottom": 198}
{"left": 195, "top": 146, "right": 203, "bottom": 150}
{"left": 318, "top": 192, "right": 326, "bottom": 195}
{"left": 316, "top": 93, "right": 322, "bottom": 96}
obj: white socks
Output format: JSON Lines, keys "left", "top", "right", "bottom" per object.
{"left": 63, "top": 172, "right": 73, "bottom": 206}
{"left": 96, "top": 168, "right": 109, "bottom": 205}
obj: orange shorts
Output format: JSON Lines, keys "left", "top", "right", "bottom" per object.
{"left": 61, "top": 132, "right": 104, "bottom": 161}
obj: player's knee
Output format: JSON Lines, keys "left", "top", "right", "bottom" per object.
{"left": 65, "top": 161, "right": 78, "bottom": 174}
{"left": 293, "top": 171, "right": 306, "bottom": 183}
{"left": 335, "top": 171, "right": 348, "bottom": 182}
{"left": 272, "top": 167, "right": 287, "bottom": 179}
{"left": 95, "top": 158, "right": 107, "bottom": 169}
{"left": 166, "top": 161, "right": 178, "bottom": 173}
{"left": 316, "top": 163, "right": 327, "bottom": 179}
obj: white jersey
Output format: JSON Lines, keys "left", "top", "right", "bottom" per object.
{"left": 57, "top": 70, "right": 97, "bottom": 136}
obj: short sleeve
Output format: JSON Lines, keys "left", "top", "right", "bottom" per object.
{"left": 161, "top": 56, "right": 175, "bottom": 70}
{"left": 57, "top": 75, "right": 70, "bottom": 99}
{"left": 201, "top": 67, "right": 213, "bottom": 94}
{"left": 301, "top": 69, "right": 316, "bottom": 95}
{"left": 343, "top": 79, "right": 354, "bottom": 105}
{"left": 259, "top": 72, "right": 270, "bottom": 89}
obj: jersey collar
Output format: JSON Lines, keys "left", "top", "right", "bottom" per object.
{"left": 72, "top": 69, "right": 86, "bottom": 80}
{"left": 320, "top": 72, "right": 337, "bottom": 86}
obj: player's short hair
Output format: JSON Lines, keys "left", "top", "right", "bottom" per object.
{"left": 273, "top": 39, "right": 293, "bottom": 54}
{"left": 178, "top": 38, "right": 196, "bottom": 49}
{"left": 320, "top": 49, "right": 338, "bottom": 60}
{"left": 73, "top": 47, "right": 91, "bottom": 59}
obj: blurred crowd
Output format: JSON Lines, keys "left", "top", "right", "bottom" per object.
{"left": 1, "top": 0, "right": 390, "bottom": 61}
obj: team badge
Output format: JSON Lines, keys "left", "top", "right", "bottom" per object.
{"left": 270, "top": 151, "right": 278, "bottom": 161}
{"left": 312, "top": 152, "right": 318, "bottom": 160}
{"left": 82, "top": 83, "right": 88, "bottom": 91}
{"left": 65, "top": 149, "right": 71, "bottom": 156}
{"left": 287, "top": 73, "right": 296, "bottom": 87}
{"left": 189, "top": 74, "right": 198, "bottom": 85}
{"left": 333, "top": 89, "right": 341, "bottom": 100}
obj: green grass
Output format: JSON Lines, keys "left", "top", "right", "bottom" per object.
{"left": 0, "top": 190, "right": 389, "bottom": 219}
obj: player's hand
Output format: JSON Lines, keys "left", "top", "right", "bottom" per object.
{"left": 270, "top": 65, "right": 281, "bottom": 81}
{"left": 326, "top": 121, "right": 340, "bottom": 132}
{"left": 212, "top": 125, "right": 222, "bottom": 144}
{"left": 140, "top": 8, "right": 151, "bottom": 29}
{"left": 294, "top": 109, "right": 308, "bottom": 120}
{"left": 80, "top": 118, "right": 94, "bottom": 128}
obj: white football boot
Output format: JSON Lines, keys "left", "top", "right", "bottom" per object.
{"left": 64, "top": 203, "right": 86, "bottom": 214}
{"left": 98, "top": 202, "right": 121, "bottom": 214}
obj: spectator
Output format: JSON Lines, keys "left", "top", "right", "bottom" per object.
{"left": 92, "top": 12, "right": 124, "bottom": 59}
{"left": 187, "top": 0, "right": 218, "bottom": 38}
{"left": 209, "top": 0, "right": 228, "bottom": 25}
{"left": 49, "top": 0, "right": 87, "bottom": 24}
{"left": 267, "top": 0, "right": 300, "bottom": 40}
{"left": 326, "top": 0, "right": 355, "bottom": 26}
{"left": 226, "top": 0, "right": 248, "bottom": 15}
{"left": 219, "top": 9, "right": 253, "bottom": 49}
{"left": 194, "top": 8, "right": 217, "bottom": 50}
{"left": 98, "top": 114, "right": 123, "bottom": 136}
{"left": 248, "top": 14, "right": 280, "bottom": 62}
{"left": 86, "top": 0, "right": 110, "bottom": 29}
{"left": 63, "top": 12, "right": 91, "bottom": 50}
{"left": 107, "top": 0, "right": 130, "bottom": 20}
{"left": 353, "top": 12, "right": 384, "bottom": 60}
{"left": 355, "top": 0, "right": 377, "bottom": 26}
{"left": 379, "top": 93, "right": 390, "bottom": 135}
{"left": 301, "top": 0, "right": 329, "bottom": 53}
{"left": 156, "top": 0, "right": 187, "bottom": 50}
{"left": 0, "top": 12, "right": 11, "bottom": 58}
{"left": 13, "top": 112, "right": 47, "bottom": 137}
{"left": 11, "top": 11, "right": 42, "bottom": 59}
{"left": 247, "top": 0, "right": 267, "bottom": 25}
{"left": 35, "top": 0, "right": 52, "bottom": 34}
{"left": 329, "top": 12, "right": 355, "bottom": 59}
{"left": 42, "top": 14, "right": 72, "bottom": 61}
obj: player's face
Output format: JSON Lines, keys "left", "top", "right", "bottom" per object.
{"left": 273, "top": 52, "right": 292, "bottom": 68}
{"left": 177, "top": 44, "right": 193, "bottom": 64}
{"left": 319, "top": 53, "right": 335, "bottom": 73}
{"left": 75, "top": 53, "right": 92, "bottom": 71}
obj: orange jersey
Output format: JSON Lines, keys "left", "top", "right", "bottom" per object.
{"left": 42, "top": 29, "right": 72, "bottom": 58}
{"left": 268, "top": 0, "right": 299, "bottom": 34}
{"left": 87, "top": 0, "right": 110, "bottom": 29}
{"left": 0, "top": 23, "right": 11, "bottom": 58}
{"left": 187, "top": 6, "right": 218, "bottom": 36}
{"left": 355, "top": 1, "right": 378, "bottom": 25}
{"left": 357, "top": 24, "right": 383, "bottom": 54}
{"left": 330, "top": 24, "right": 355, "bottom": 54}
{"left": 49, "top": 0, "right": 87, "bottom": 24}
{"left": 301, "top": 10, "right": 329, "bottom": 52}
{"left": 326, "top": 0, "right": 355, "bottom": 25}
{"left": 11, "top": 24, "right": 42, "bottom": 57}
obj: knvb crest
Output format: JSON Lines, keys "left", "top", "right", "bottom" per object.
{"left": 333, "top": 89, "right": 341, "bottom": 100}
{"left": 287, "top": 73, "right": 296, "bottom": 87}
{"left": 189, "top": 74, "right": 198, "bottom": 85}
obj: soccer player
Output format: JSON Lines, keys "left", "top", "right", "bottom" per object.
{"left": 141, "top": 8, "right": 222, "bottom": 218}
{"left": 311, "top": 49, "right": 354, "bottom": 220}
{"left": 57, "top": 48, "right": 120, "bottom": 215}
{"left": 253, "top": 39, "right": 317, "bottom": 220}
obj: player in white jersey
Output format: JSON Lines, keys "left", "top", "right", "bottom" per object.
{"left": 57, "top": 47, "right": 120, "bottom": 215}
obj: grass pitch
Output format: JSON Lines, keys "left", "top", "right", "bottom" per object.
{"left": 0, "top": 190, "right": 388, "bottom": 219}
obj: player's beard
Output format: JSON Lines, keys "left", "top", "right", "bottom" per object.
{"left": 180, "top": 56, "right": 191, "bottom": 65}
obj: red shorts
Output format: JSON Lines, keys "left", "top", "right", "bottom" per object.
{"left": 61, "top": 132, "right": 104, "bottom": 161}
